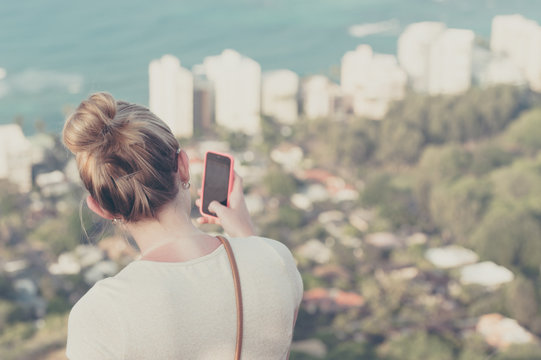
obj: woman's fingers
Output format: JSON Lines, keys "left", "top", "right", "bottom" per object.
{"left": 196, "top": 216, "right": 221, "bottom": 225}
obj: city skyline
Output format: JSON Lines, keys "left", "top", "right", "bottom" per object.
{"left": 147, "top": 14, "right": 541, "bottom": 137}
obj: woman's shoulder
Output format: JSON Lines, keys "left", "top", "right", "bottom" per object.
{"left": 69, "top": 277, "right": 118, "bottom": 319}
{"left": 229, "top": 236, "right": 293, "bottom": 257}
{"left": 70, "top": 263, "right": 148, "bottom": 320}
{"left": 228, "top": 236, "right": 298, "bottom": 271}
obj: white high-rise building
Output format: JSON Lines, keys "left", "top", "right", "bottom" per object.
{"left": 428, "top": 29, "right": 475, "bottom": 95}
{"left": 341, "top": 45, "right": 407, "bottom": 119}
{"left": 398, "top": 22, "right": 446, "bottom": 92}
{"left": 0, "top": 125, "right": 32, "bottom": 192}
{"left": 491, "top": 15, "right": 541, "bottom": 92}
{"left": 341, "top": 45, "right": 374, "bottom": 95}
{"left": 202, "top": 49, "right": 261, "bottom": 135}
{"left": 473, "top": 47, "right": 526, "bottom": 87}
{"left": 302, "top": 75, "right": 335, "bottom": 120}
{"left": 262, "top": 70, "right": 299, "bottom": 125}
{"left": 528, "top": 27, "right": 541, "bottom": 92}
{"left": 149, "top": 55, "right": 194, "bottom": 138}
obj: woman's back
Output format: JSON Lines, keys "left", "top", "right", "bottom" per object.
{"left": 63, "top": 93, "right": 303, "bottom": 358}
{"left": 67, "top": 236, "right": 303, "bottom": 359}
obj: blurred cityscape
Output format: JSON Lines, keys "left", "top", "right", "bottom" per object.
{"left": 1, "top": 13, "right": 541, "bottom": 360}
{"left": 147, "top": 14, "right": 541, "bottom": 139}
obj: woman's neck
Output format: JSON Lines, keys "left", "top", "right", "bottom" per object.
{"left": 124, "top": 199, "right": 220, "bottom": 262}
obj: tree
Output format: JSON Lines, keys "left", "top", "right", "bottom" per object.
{"left": 376, "top": 120, "right": 425, "bottom": 164}
{"left": 503, "top": 108, "right": 541, "bottom": 155}
{"left": 327, "top": 341, "right": 375, "bottom": 360}
{"left": 472, "top": 204, "right": 541, "bottom": 273}
{"left": 381, "top": 331, "right": 455, "bottom": 360}
{"left": 260, "top": 116, "right": 282, "bottom": 152}
{"left": 505, "top": 277, "right": 539, "bottom": 331}
{"left": 458, "top": 334, "right": 491, "bottom": 360}
{"left": 226, "top": 131, "right": 250, "bottom": 152}
{"left": 384, "top": 85, "right": 529, "bottom": 155}
{"left": 28, "top": 211, "right": 83, "bottom": 256}
{"left": 470, "top": 144, "right": 514, "bottom": 176}
{"left": 418, "top": 144, "right": 472, "bottom": 184}
{"left": 429, "top": 177, "right": 491, "bottom": 245}
{"left": 336, "top": 119, "right": 377, "bottom": 170}
{"left": 361, "top": 173, "right": 420, "bottom": 230}
{"left": 494, "top": 344, "right": 541, "bottom": 360}
{"left": 262, "top": 166, "right": 298, "bottom": 199}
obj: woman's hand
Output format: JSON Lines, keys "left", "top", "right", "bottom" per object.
{"left": 196, "top": 172, "right": 256, "bottom": 238}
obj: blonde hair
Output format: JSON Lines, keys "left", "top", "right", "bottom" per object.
{"left": 63, "top": 92, "right": 180, "bottom": 222}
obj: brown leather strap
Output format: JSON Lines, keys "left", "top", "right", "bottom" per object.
{"left": 217, "top": 236, "right": 243, "bottom": 360}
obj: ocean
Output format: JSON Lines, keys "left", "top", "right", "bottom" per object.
{"left": 1, "top": 0, "right": 540, "bottom": 135}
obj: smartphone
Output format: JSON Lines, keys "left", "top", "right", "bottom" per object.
{"left": 200, "top": 151, "right": 234, "bottom": 218}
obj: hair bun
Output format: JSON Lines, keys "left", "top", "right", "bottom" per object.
{"left": 87, "top": 92, "right": 117, "bottom": 123}
{"left": 63, "top": 92, "right": 181, "bottom": 222}
{"left": 63, "top": 92, "right": 119, "bottom": 153}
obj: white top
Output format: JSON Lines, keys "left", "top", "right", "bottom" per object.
{"left": 66, "top": 236, "right": 303, "bottom": 360}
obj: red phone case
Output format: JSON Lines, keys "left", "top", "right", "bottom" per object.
{"left": 200, "top": 151, "right": 235, "bottom": 218}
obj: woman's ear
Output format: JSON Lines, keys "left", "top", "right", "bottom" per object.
{"left": 177, "top": 149, "right": 190, "bottom": 184}
{"left": 86, "top": 195, "right": 115, "bottom": 220}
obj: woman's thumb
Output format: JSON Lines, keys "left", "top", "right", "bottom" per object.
{"left": 208, "top": 201, "right": 227, "bottom": 217}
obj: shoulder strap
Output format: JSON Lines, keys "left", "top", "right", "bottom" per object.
{"left": 217, "top": 236, "right": 243, "bottom": 360}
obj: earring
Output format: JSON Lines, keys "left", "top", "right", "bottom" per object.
{"left": 112, "top": 218, "right": 123, "bottom": 225}
{"left": 182, "top": 181, "right": 191, "bottom": 190}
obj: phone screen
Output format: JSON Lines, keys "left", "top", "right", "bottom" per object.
{"left": 201, "top": 152, "right": 232, "bottom": 216}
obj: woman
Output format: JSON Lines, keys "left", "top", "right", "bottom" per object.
{"left": 63, "top": 92, "right": 303, "bottom": 359}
